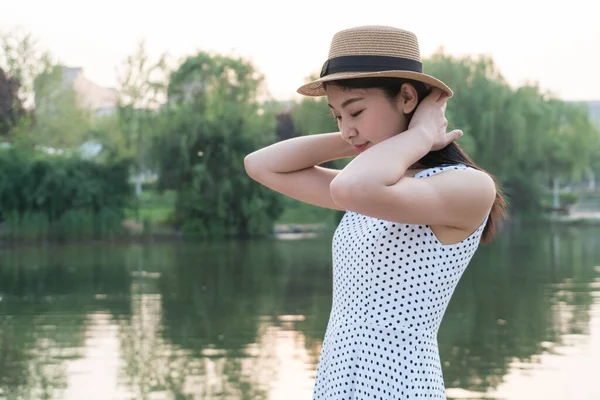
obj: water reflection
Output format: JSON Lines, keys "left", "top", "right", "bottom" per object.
{"left": 0, "top": 226, "right": 598, "bottom": 399}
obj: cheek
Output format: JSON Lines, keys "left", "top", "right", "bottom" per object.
{"left": 365, "top": 114, "right": 398, "bottom": 141}
{"left": 380, "top": 110, "right": 406, "bottom": 138}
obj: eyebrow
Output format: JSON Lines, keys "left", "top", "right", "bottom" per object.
{"left": 327, "top": 97, "right": 364, "bottom": 110}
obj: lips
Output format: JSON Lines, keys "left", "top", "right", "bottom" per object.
{"left": 354, "top": 143, "right": 369, "bottom": 152}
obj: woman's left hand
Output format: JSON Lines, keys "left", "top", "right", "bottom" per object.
{"left": 408, "top": 88, "right": 463, "bottom": 151}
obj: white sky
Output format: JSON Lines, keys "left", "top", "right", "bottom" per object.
{"left": 2, "top": 0, "right": 599, "bottom": 101}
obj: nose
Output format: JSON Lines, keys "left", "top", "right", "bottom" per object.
{"left": 340, "top": 123, "right": 357, "bottom": 143}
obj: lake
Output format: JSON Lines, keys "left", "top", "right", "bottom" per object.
{"left": 0, "top": 224, "right": 599, "bottom": 399}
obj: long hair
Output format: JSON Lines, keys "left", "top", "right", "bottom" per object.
{"left": 324, "top": 77, "right": 508, "bottom": 243}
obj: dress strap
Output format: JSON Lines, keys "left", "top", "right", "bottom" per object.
{"left": 413, "top": 163, "right": 470, "bottom": 179}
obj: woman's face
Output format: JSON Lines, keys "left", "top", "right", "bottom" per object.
{"left": 326, "top": 84, "right": 415, "bottom": 152}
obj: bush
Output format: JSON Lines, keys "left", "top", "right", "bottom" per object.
{"left": 0, "top": 148, "right": 133, "bottom": 241}
{"left": 559, "top": 191, "right": 580, "bottom": 206}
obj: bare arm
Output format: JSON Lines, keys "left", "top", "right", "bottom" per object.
{"left": 330, "top": 121, "right": 494, "bottom": 234}
{"left": 244, "top": 132, "right": 358, "bottom": 210}
{"left": 330, "top": 90, "right": 494, "bottom": 236}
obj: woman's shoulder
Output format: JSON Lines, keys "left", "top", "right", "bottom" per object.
{"left": 413, "top": 164, "right": 496, "bottom": 206}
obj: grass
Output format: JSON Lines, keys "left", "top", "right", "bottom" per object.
{"left": 128, "top": 190, "right": 177, "bottom": 225}
{"left": 276, "top": 197, "right": 341, "bottom": 227}
{"left": 0, "top": 191, "right": 340, "bottom": 243}
{"left": 0, "top": 210, "right": 124, "bottom": 242}
{"left": 130, "top": 190, "right": 341, "bottom": 231}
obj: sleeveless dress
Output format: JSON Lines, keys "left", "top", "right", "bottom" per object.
{"left": 312, "top": 164, "right": 488, "bottom": 399}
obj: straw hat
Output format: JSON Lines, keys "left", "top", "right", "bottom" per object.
{"left": 297, "top": 25, "right": 452, "bottom": 97}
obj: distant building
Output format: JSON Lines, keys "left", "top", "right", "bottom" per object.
{"left": 60, "top": 66, "right": 119, "bottom": 116}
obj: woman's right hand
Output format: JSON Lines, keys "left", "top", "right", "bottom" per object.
{"left": 408, "top": 89, "right": 463, "bottom": 151}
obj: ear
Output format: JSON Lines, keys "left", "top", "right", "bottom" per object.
{"left": 396, "top": 83, "right": 419, "bottom": 114}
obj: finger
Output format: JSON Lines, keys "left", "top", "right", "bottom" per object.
{"left": 436, "top": 89, "right": 446, "bottom": 102}
{"left": 438, "top": 92, "right": 450, "bottom": 105}
{"left": 449, "top": 129, "right": 463, "bottom": 143}
{"left": 427, "top": 88, "right": 442, "bottom": 102}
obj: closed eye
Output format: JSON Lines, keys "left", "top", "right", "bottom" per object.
{"left": 332, "top": 110, "right": 363, "bottom": 122}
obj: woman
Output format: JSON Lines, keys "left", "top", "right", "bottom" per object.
{"left": 245, "top": 25, "right": 507, "bottom": 399}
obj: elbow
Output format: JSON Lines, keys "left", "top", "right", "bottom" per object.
{"left": 330, "top": 177, "right": 369, "bottom": 209}
{"left": 329, "top": 179, "right": 348, "bottom": 208}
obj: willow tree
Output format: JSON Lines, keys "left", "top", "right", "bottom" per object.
{"left": 424, "top": 51, "right": 600, "bottom": 213}
{"left": 114, "top": 40, "right": 168, "bottom": 196}
{"left": 151, "top": 52, "right": 283, "bottom": 238}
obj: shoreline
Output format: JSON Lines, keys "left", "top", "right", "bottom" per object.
{"left": 1, "top": 214, "right": 598, "bottom": 249}
{"left": 543, "top": 211, "right": 600, "bottom": 226}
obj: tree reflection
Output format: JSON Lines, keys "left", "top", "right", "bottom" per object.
{"left": 439, "top": 225, "right": 599, "bottom": 394}
{"left": 155, "top": 239, "right": 332, "bottom": 398}
{"left": 0, "top": 244, "right": 133, "bottom": 399}
{"left": 0, "top": 226, "right": 598, "bottom": 399}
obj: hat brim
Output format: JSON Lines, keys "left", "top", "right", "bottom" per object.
{"left": 297, "top": 70, "right": 453, "bottom": 98}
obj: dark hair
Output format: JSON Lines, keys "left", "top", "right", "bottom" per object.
{"left": 323, "top": 77, "right": 508, "bottom": 243}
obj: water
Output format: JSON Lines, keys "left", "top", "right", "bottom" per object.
{"left": 0, "top": 225, "right": 599, "bottom": 400}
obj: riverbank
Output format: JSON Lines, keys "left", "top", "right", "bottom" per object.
{"left": 0, "top": 220, "right": 331, "bottom": 248}
{"left": 2, "top": 210, "right": 598, "bottom": 248}
{"left": 544, "top": 211, "right": 600, "bottom": 226}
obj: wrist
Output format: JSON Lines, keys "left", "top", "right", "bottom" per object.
{"left": 407, "top": 125, "right": 435, "bottom": 151}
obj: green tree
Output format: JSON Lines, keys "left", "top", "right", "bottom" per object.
{"left": 0, "top": 26, "right": 52, "bottom": 107}
{"left": 1, "top": 27, "right": 93, "bottom": 149}
{"left": 0, "top": 27, "right": 53, "bottom": 144}
{"left": 424, "top": 51, "right": 600, "bottom": 214}
{"left": 291, "top": 98, "right": 337, "bottom": 137}
{"left": 151, "top": 52, "right": 283, "bottom": 238}
{"left": 31, "top": 65, "right": 92, "bottom": 149}
{"left": 0, "top": 66, "right": 25, "bottom": 138}
{"left": 114, "top": 40, "right": 169, "bottom": 196}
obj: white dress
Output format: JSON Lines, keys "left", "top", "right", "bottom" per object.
{"left": 312, "top": 164, "right": 488, "bottom": 399}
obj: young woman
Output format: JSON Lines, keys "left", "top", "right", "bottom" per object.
{"left": 245, "top": 25, "right": 507, "bottom": 399}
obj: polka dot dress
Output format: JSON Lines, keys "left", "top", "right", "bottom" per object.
{"left": 312, "top": 164, "right": 488, "bottom": 399}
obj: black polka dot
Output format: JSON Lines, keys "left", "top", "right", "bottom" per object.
{"left": 313, "top": 164, "right": 488, "bottom": 399}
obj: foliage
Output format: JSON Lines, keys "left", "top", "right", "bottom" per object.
{"left": 275, "top": 197, "right": 340, "bottom": 229}
{"left": 87, "top": 112, "right": 124, "bottom": 161}
{"left": 150, "top": 52, "right": 284, "bottom": 238}
{"left": 116, "top": 40, "right": 168, "bottom": 111}
{"left": 291, "top": 96, "right": 337, "bottom": 137}
{"left": 0, "top": 27, "right": 51, "bottom": 142}
{"left": 0, "top": 26, "right": 53, "bottom": 106}
{"left": 423, "top": 52, "right": 600, "bottom": 214}
{"left": 1, "top": 27, "right": 93, "bottom": 149}
{"left": 114, "top": 40, "right": 168, "bottom": 166}
{"left": 0, "top": 66, "right": 25, "bottom": 138}
{"left": 559, "top": 191, "right": 580, "bottom": 206}
{"left": 0, "top": 148, "right": 134, "bottom": 241}
{"left": 126, "top": 189, "right": 176, "bottom": 225}
{"left": 30, "top": 65, "right": 93, "bottom": 149}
